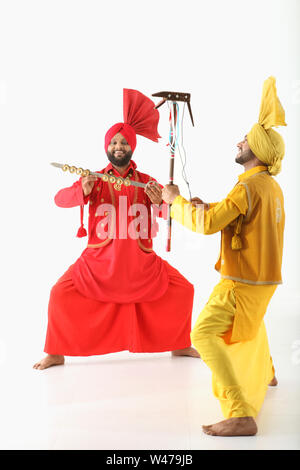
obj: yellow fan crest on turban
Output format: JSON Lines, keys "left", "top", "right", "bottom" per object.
{"left": 247, "top": 76, "right": 287, "bottom": 176}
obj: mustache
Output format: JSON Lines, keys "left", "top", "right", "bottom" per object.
{"left": 107, "top": 150, "right": 133, "bottom": 166}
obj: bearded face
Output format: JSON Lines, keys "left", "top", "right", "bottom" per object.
{"left": 235, "top": 135, "right": 256, "bottom": 165}
{"left": 107, "top": 132, "right": 133, "bottom": 167}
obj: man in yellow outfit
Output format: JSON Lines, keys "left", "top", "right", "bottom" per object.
{"left": 162, "top": 76, "right": 286, "bottom": 436}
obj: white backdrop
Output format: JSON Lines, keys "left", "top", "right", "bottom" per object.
{"left": 0, "top": 0, "right": 299, "bottom": 364}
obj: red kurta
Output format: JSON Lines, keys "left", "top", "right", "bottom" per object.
{"left": 44, "top": 160, "right": 194, "bottom": 356}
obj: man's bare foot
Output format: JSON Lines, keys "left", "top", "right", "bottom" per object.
{"left": 202, "top": 417, "right": 257, "bottom": 437}
{"left": 269, "top": 376, "right": 278, "bottom": 386}
{"left": 33, "top": 354, "right": 65, "bottom": 370}
{"left": 171, "top": 347, "right": 200, "bottom": 358}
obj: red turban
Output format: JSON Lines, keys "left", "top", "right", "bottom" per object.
{"left": 104, "top": 89, "right": 160, "bottom": 153}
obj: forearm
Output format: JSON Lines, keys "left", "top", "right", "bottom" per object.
{"left": 170, "top": 195, "right": 242, "bottom": 234}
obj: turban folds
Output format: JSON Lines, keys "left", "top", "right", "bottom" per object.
{"left": 104, "top": 89, "right": 160, "bottom": 153}
{"left": 247, "top": 76, "right": 287, "bottom": 176}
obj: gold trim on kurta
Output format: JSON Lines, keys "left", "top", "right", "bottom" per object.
{"left": 132, "top": 170, "right": 139, "bottom": 205}
{"left": 134, "top": 171, "right": 153, "bottom": 252}
{"left": 239, "top": 182, "right": 252, "bottom": 221}
{"left": 220, "top": 274, "right": 282, "bottom": 286}
{"left": 87, "top": 180, "right": 116, "bottom": 248}
{"left": 138, "top": 238, "right": 153, "bottom": 252}
{"left": 87, "top": 238, "right": 113, "bottom": 249}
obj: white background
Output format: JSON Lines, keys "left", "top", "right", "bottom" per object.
{"left": 0, "top": 0, "right": 299, "bottom": 450}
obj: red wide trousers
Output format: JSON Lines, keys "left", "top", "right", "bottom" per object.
{"left": 44, "top": 261, "right": 194, "bottom": 356}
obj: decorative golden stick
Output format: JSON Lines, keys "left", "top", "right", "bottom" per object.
{"left": 50, "top": 162, "right": 147, "bottom": 189}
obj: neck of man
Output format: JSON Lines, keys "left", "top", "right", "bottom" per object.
{"left": 112, "top": 162, "right": 131, "bottom": 176}
{"left": 243, "top": 157, "right": 267, "bottom": 172}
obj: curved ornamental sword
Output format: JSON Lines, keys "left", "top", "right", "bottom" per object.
{"left": 50, "top": 162, "right": 147, "bottom": 190}
{"left": 152, "top": 91, "right": 194, "bottom": 252}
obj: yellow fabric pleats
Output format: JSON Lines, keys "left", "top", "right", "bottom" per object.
{"left": 257, "top": 76, "right": 286, "bottom": 130}
{"left": 191, "top": 279, "right": 276, "bottom": 418}
{"left": 247, "top": 76, "right": 287, "bottom": 176}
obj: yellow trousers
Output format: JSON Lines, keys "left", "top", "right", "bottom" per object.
{"left": 191, "top": 279, "right": 277, "bottom": 418}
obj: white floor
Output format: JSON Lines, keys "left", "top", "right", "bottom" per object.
{"left": 1, "top": 306, "right": 299, "bottom": 450}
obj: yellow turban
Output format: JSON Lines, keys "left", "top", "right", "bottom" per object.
{"left": 247, "top": 76, "right": 287, "bottom": 176}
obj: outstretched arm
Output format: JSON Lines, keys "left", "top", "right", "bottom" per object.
{"left": 162, "top": 184, "right": 248, "bottom": 234}
{"left": 54, "top": 174, "right": 98, "bottom": 208}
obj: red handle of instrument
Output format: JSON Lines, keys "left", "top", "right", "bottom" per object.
{"left": 166, "top": 204, "right": 172, "bottom": 252}
{"left": 166, "top": 104, "right": 177, "bottom": 252}
{"left": 166, "top": 157, "right": 174, "bottom": 252}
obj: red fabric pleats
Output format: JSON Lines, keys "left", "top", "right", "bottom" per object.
{"left": 44, "top": 261, "right": 194, "bottom": 356}
{"left": 123, "top": 89, "right": 160, "bottom": 142}
{"left": 104, "top": 89, "right": 160, "bottom": 152}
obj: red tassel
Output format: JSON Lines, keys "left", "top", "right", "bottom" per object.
{"left": 76, "top": 226, "right": 87, "bottom": 238}
{"left": 76, "top": 205, "right": 87, "bottom": 237}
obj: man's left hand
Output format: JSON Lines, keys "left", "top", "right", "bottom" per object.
{"left": 162, "top": 184, "right": 180, "bottom": 204}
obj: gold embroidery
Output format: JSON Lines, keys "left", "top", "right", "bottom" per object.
{"left": 87, "top": 238, "right": 113, "bottom": 249}
{"left": 220, "top": 274, "right": 282, "bottom": 286}
{"left": 87, "top": 179, "right": 116, "bottom": 248}
{"left": 276, "top": 197, "right": 282, "bottom": 223}
{"left": 138, "top": 238, "right": 153, "bottom": 252}
{"left": 133, "top": 170, "right": 139, "bottom": 205}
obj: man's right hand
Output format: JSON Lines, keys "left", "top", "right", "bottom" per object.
{"left": 190, "top": 197, "right": 209, "bottom": 210}
{"left": 82, "top": 175, "right": 98, "bottom": 197}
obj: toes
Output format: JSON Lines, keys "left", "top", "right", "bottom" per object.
{"left": 269, "top": 376, "right": 278, "bottom": 386}
{"left": 202, "top": 428, "right": 214, "bottom": 436}
{"left": 33, "top": 362, "right": 45, "bottom": 370}
{"left": 202, "top": 425, "right": 212, "bottom": 434}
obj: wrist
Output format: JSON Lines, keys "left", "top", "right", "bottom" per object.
{"left": 83, "top": 188, "right": 91, "bottom": 197}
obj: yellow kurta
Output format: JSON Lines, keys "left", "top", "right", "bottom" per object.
{"left": 170, "top": 166, "right": 284, "bottom": 418}
{"left": 171, "top": 166, "right": 285, "bottom": 342}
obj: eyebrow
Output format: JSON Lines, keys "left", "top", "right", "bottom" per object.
{"left": 111, "top": 139, "right": 128, "bottom": 144}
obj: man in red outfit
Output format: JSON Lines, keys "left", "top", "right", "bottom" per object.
{"left": 33, "top": 90, "right": 198, "bottom": 370}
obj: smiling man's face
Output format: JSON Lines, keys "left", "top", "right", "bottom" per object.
{"left": 107, "top": 132, "right": 133, "bottom": 167}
